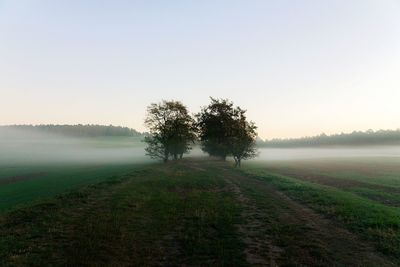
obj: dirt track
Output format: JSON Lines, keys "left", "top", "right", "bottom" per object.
{"left": 220, "top": 166, "right": 396, "bottom": 267}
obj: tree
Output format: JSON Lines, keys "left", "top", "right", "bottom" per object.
{"left": 144, "top": 100, "right": 196, "bottom": 162}
{"left": 196, "top": 98, "right": 258, "bottom": 166}
{"left": 231, "top": 113, "right": 258, "bottom": 167}
{"left": 168, "top": 116, "right": 197, "bottom": 159}
{"left": 196, "top": 98, "right": 235, "bottom": 160}
{"left": 143, "top": 134, "right": 168, "bottom": 161}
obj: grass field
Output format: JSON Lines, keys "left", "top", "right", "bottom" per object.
{"left": 0, "top": 160, "right": 247, "bottom": 266}
{"left": 248, "top": 157, "right": 400, "bottom": 206}
{"left": 0, "top": 163, "right": 152, "bottom": 213}
{"left": 1, "top": 155, "right": 400, "bottom": 266}
{"left": 0, "top": 136, "right": 149, "bottom": 213}
{"left": 243, "top": 158, "right": 400, "bottom": 261}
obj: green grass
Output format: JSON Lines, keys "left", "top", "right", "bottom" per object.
{"left": 242, "top": 166, "right": 400, "bottom": 258}
{"left": 349, "top": 187, "right": 400, "bottom": 206}
{"left": 0, "top": 162, "right": 247, "bottom": 266}
{"left": 0, "top": 163, "right": 150, "bottom": 213}
{"left": 0, "top": 135, "right": 149, "bottom": 213}
{"left": 2, "top": 156, "right": 400, "bottom": 265}
{"left": 251, "top": 158, "right": 400, "bottom": 206}
{"left": 326, "top": 171, "right": 400, "bottom": 188}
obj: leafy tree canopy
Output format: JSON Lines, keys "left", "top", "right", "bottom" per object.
{"left": 196, "top": 98, "right": 258, "bottom": 166}
{"left": 144, "top": 100, "right": 196, "bottom": 162}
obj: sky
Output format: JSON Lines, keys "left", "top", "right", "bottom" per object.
{"left": 1, "top": 0, "right": 399, "bottom": 139}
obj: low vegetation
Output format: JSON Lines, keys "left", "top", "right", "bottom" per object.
{"left": 1, "top": 158, "right": 399, "bottom": 266}
{"left": 0, "top": 163, "right": 148, "bottom": 213}
{"left": 0, "top": 161, "right": 246, "bottom": 266}
{"left": 243, "top": 166, "right": 400, "bottom": 258}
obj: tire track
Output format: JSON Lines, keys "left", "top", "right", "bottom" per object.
{"left": 222, "top": 167, "right": 396, "bottom": 267}
{"left": 224, "top": 177, "right": 281, "bottom": 266}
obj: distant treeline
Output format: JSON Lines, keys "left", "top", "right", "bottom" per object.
{"left": 260, "top": 129, "right": 400, "bottom": 147}
{"left": 0, "top": 125, "right": 143, "bottom": 138}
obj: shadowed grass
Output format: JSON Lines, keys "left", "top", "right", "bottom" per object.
{"left": 242, "top": 167, "right": 400, "bottom": 258}
{"left": 0, "top": 162, "right": 247, "bottom": 267}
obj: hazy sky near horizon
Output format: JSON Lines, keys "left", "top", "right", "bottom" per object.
{"left": 1, "top": 0, "right": 399, "bottom": 139}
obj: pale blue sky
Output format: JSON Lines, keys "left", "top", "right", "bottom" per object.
{"left": 1, "top": 0, "right": 399, "bottom": 139}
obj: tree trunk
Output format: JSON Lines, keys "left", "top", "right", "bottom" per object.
{"left": 234, "top": 157, "right": 240, "bottom": 167}
{"left": 164, "top": 150, "right": 169, "bottom": 163}
{"left": 180, "top": 153, "right": 183, "bottom": 159}
{"left": 174, "top": 153, "right": 178, "bottom": 160}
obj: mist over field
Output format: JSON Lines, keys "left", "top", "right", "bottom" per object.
{"left": 3, "top": 127, "right": 400, "bottom": 166}
{"left": 257, "top": 146, "right": 400, "bottom": 161}
{"left": 0, "top": 128, "right": 147, "bottom": 166}
{"left": 1, "top": 0, "right": 400, "bottom": 265}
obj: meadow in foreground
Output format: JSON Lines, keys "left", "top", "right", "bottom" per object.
{"left": 1, "top": 158, "right": 399, "bottom": 266}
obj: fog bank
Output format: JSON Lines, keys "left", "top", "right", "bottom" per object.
{"left": 257, "top": 147, "right": 400, "bottom": 161}
{"left": 0, "top": 128, "right": 147, "bottom": 166}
